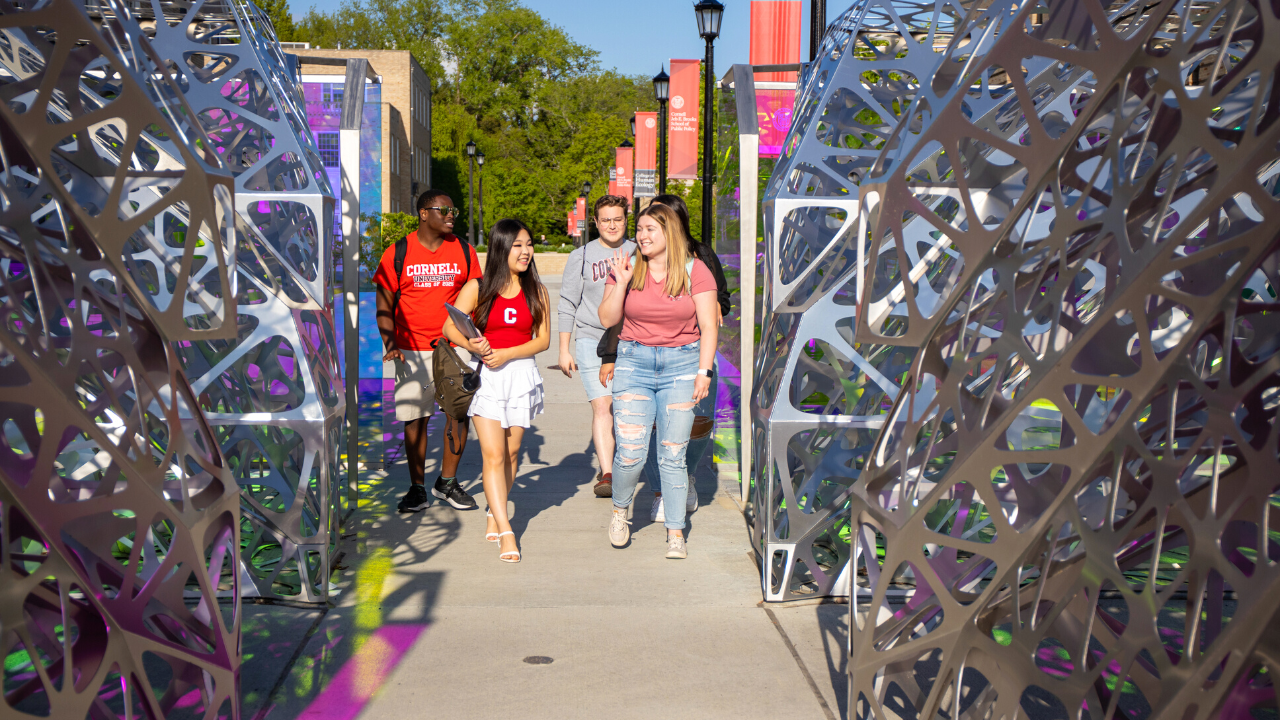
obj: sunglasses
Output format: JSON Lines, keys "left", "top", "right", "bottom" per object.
{"left": 424, "top": 206, "right": 460, "bottom": 218}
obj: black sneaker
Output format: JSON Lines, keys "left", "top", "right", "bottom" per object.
{"left": 431, "top": 477, "right": 478, "bottom": 510}
{"left": 397, "top": 484, "right": 430, "bottom": 513}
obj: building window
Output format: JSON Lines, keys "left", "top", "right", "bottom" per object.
{"left": 317, "top": 132, "right": 339, "bottom": 167}
{"left": 322, "top": 82, "right": 343, "bottom": 107}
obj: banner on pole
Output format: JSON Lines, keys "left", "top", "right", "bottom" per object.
{"left": 634, "top": 112, "right": 657, "bottom": 197}
{"left": 616, "top": 147, "right": 633, "bottom": 203}
{"left": 576, "top": 196, "right": 587, "bottom": 238}
{"left": 667, "top": 59, "right": 701, "bottom": 180}
{"left": 608, "top": 167, "right": 618, "bottom": 196}
{"left": 567, "top": 212, "right": 574, "bottom": 236}
{"left": 750, "top": 1, "right": 801, "bottom": 157}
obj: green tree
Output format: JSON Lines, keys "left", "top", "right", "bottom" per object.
{"left": 257, "top": 0, "right": 296, "bottom": 41}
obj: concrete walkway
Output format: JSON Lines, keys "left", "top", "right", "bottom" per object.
{"left": 237, "top": 278, "right": 849, "bottom": 720}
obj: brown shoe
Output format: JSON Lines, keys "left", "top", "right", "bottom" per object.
{"left": 593, "top": 473, "right": 614, "bottom": 498}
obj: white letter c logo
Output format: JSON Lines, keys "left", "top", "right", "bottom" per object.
{"left": 504, "top": 307, "right": 517, "bottom": 324}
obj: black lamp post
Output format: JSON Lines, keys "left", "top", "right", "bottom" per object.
{"left": 476, "top": 151, "right": 486, "bottom": 246}
{"left": 628, "top": 118, "right": 640, "bottom": 228}
{"left": 694, "top": 0, "right": 723, "bottom": 247}
{"left": 653, "top": 67, "right": 669, "bottom": 194}
{"left": 580, "top": 180, "right": 592, "bottom": 247}
{"left": 809, "top": 0, "right": 827, "bottom": 60}
{"left": 465, "top": 140, "right": 477, "bottom": 245}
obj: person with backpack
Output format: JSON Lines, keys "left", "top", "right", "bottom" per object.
{"left": 443, "top": 219, "right": 550, "bottom": 563}
{"left": 556, "top": 195, "right": 637, "bottom": 499}
{"left": 597, "top": 194, "right": 731, "bottom": 525}
{"left": 374, "top": 190, "right": 481, "bottom": 514}
{"left": 597, "top": 204, "right": 718, "bottom": 559}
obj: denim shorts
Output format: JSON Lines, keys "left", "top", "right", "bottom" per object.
{"left": 575, "top": 337, "right": 611, "bottom": 401}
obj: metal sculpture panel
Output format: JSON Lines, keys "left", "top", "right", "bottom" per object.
{"left": 147, "top": 0, "right": 344, "bottom": 602}
{"left": 0, "top": 0, "right": 242, "bottom": 716}
{"left": 758, "top": 0, "right": 1280, "bottom": 714}
{"left": 754, "top": 0, "right": 976, "bottom": 600}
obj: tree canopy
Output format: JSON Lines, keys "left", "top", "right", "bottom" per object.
{"left": 283, "top": 0, "right": 662, "bottom": 240}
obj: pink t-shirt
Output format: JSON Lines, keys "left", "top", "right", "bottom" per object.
{"left": 606, "top": 259, "right": 716, "bottom": 347}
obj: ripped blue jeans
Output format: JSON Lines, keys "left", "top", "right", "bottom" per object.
{"left": 611, "top": 339, "right": 700, "bottom": 530}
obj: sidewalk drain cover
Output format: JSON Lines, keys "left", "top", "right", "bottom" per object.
{"left": 522, "top": 656, "right": 554, "bottom": 665}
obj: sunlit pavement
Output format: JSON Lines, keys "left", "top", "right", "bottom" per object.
{"left": 237, "top": 278, "right": 849, "bottom": 720}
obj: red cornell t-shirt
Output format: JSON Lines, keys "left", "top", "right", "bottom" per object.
{"left": 607, "top": 259, "right": 715, "bottom": 347}
{"left": 373, "top": 235, "right": 481, "bottom": 351}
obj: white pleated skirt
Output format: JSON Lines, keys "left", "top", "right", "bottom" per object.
{"left": 468, "top": 356, "right": 545, "bottom": 429}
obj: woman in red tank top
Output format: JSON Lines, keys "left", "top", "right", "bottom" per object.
{"left": 444, "top": 219, "right": 550, "bottom": 564}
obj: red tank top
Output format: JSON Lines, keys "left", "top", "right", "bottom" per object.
{"left": 482, "top": 289, "right": 535, "bottom": 349}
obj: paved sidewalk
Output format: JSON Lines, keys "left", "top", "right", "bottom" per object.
{"left": 238, "top": 280, "right": 849, "bottom": 720}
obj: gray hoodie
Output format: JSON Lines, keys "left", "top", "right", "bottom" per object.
{"left": 557, "top": 238, "right": 636, "bottom": 342}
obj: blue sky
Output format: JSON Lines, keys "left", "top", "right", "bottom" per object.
{"left": 293, "top": 0, "right": 843, "bottom": 78}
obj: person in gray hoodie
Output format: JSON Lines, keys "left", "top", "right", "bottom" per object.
{"left": 557, "top": 195, "right": 636, "bottom": 498}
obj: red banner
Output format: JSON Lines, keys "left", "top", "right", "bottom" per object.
{"left": 567, "top": 212, "right": 574, "bottom": 236}
{"left": 608, "top": 166, "right": 619, "bottom": 196}
{"left": 751, "top": 1, "right": 801, "bottom": 157}
{"left": 576, "top": 196, "right": 587, "bottom": 237}
{"left": 615, "top": 147, "right": 633, "bottom": 203}
{"left": 634, "top": 112, "right": 658, "bottom": 197}
{"left": 668, "top": 59, "right": 701, "bottom": 180}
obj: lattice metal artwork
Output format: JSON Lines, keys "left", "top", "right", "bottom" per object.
{"left": 837, "top": 0, "right": 1280, "bottom": 716}
{"left": 754, "top": 0, "right": 1130, "bottom": 601}
{"left": 755, "top": 0, "right": 979, "bottom": 600}
{"left": 141, "top": 0, "right": 344, "bottom": 602}
{"left": 0, "top": 0, "right": 243, "bottom": 716}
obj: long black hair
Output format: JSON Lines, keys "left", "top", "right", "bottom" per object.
{"left": 651, "top": 194, "right": 699, "bottom": 253}
{"left": 474, "top": 218, "right": 547, "bottom": 334}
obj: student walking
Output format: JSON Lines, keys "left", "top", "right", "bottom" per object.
{"left": 598, "top": 194, "right": 732, "bottom": 523}
{"left": 375, "top": 190, "right": 481, "bottom": 514}
{"left": 597, "top": 204, "right": 719, "bottom": 559}
{"left": 444, "top": 219, "right": 549, "bottom": 563}
{"left": 556, "top": 196, "right": 637, "bottom": 498}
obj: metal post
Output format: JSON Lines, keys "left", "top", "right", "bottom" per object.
{"left": 658, "top": 100, "right": 668, "bottom": 194}
{"left": 340, "top": 59, "right": 368, "bottom": 509}
{"left": 810, "top": 0, "right": 827, "bottom": 60}
{"left": 478, "top": 172, "right": 484, "bottom": 246}
{"left": 731, "top": 64, "right": 759, "bottom": 506}
{"left": 701, "top": 38, "right": 715, "bottom": 245}
{"left": 467, "top": 156, "right": 475, "bottom": 245}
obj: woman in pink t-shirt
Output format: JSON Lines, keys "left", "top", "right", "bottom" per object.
{"left": 597, "top": 204, "right": 718, "bottom": 559}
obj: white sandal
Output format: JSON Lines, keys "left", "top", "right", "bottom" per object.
{"left": 497, "top": 531, "right": 521, "bottom": 563}
{"left": 486, "top": 505, "right": 514, "bottom": 543}
{"left": 485, "top": 510, "right": 499, "bottom": 542}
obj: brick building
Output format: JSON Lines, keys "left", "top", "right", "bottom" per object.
{"left": 290, "top": 47, "right": 431, "bottom": 217}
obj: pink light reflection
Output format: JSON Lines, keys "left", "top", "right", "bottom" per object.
{"left": 298, "top": 624, "right": 427, "bottom": 720}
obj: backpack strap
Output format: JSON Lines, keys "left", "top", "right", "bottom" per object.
{"left": 460, "top": 236, "right": 473, "bottom": 281}
{"left": 392, "top": 236, "right": 409, "bottom": 313}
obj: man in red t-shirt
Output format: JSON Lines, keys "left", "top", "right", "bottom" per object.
{"left": 374, "top": 190, "right": 481, "bottom": 513}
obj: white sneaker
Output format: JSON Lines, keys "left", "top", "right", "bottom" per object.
{"left": 666, "top": 535, "right": 687, "bottom": 559}
{"left": 686, "top": 476, "right": 698, "bottom": 512}
{"left": 608, "top": 508, "right": 630, "bottom": 547}
{"left": 651, "top": 495, "right": 665, "bottom": 523}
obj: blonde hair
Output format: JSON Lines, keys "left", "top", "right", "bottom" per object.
{"left": 632, "top": 203, "right": 692, "bottom": 297}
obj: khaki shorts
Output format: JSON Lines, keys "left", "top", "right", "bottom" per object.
{"left": 394, "top": 349, "right": 437, "bottom": 422}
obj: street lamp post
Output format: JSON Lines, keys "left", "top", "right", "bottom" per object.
{"left": 580, "top": 180, "right": 592, "bottom": 247}
{"left": 629, "top": 116, "right": 640, "bottom": 231}
{"left": 810, "top": 0, "right": 827, "bottom": 60}
{"left": 653, "top": 67, "right": 669, "bottom": 195}
{"left": 476, "top": 151, "right": 486, "bottom": 246}
{"left": 465, "top": 139, "right": 477, "bottom": 245}
{"left": 694, "top": 0, "right": 723, "bottom": 247}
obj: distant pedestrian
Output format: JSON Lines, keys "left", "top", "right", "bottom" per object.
{"left": 597, "top": 194, "right": 731, "bottom": 523}
{"left": 444, "top": 219, "right": 550, "bottom": 563}
{"left": 375, "top": 190, "right": 481, "bottom": 514}
{"left": 556, "top": 195, "right": 636, "bottom": 498}
{"left": 597, "top": 203, "right": 718, "bottom": 559}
